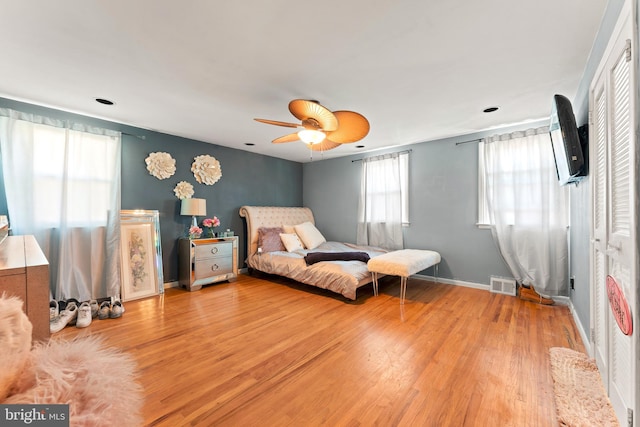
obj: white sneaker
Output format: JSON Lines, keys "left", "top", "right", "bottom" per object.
{"left": 89, "top": 300, "right": 99, "bottom": 318}
{"left": 49, "top": 300, "right": 59, "bottom": 321}
{"left": 110, "top": 299, "right": 125, "bottom": 318}
{"left": 76, "top": 302, "right": 92, "bottom": 328}
{"left": 50, "top": 301, "right": 78, "bottom": 333}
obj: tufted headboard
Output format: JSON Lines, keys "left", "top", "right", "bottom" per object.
{"left": 239, "top": 206, "right": 315, "bottom": 257}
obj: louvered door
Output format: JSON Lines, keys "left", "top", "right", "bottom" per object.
{"left": 591, "top": 80, "right": 608, "bottom": 387}
{"left": 589, "top": 1, "right": 636, "bottom": 424}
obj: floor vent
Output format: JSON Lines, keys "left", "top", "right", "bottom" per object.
{"left": 490, "top": 276, "right": 517, "bottom": 296}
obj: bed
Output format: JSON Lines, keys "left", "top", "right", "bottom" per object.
{"left": 239, "top": 206, "right": 387, "bottom": 300}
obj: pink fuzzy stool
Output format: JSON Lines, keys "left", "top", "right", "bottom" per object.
{"left": 0, "top": 295, "right": 143, "bottom": 427}
{"left": 368, "top": 249, "right": 441, "bottom": 303}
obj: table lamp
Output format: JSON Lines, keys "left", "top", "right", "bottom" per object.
{"left": 180, "top": 198, "right": 206, "bottom": 227}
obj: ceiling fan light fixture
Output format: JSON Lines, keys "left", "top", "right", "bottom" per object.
{"left": 298, "top": 129, "right": 326, "bottom": 144}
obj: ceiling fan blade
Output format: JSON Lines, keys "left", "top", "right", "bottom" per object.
{"left": 289, "top": 100, "right": 338, "bottom": 132}
{"left": 326, "top": 111, "right": 370, "bottom": 143}
{"left": 272, "top": 133, "right": 300, "bottom": 144}
{"left": 307, "top": 139, "right": 341, "bottom": 151}
{"left": 254, "top": 118, "right": 301, "bottom": 128}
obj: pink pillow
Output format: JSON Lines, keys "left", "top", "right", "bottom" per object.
{"left": 257, "top": 227, "right": 286, "bottom": 252}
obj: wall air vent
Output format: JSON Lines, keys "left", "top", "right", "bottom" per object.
{"left": 490, "top": 276, "right": 517, "bottom": 296}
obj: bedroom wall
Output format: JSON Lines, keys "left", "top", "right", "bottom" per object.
{"left": 302, "top": 127, "right": 545, "bottom": 288}
{"left": 0, "top": 97, "right": 303, "bottom": 285}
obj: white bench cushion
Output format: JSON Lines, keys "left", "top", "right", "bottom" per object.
{"left": 368, "top": 249, "right": 441, "bottom": 277}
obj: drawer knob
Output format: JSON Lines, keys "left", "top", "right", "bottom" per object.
{"left": 211, "top": 264, "right": 219, "bottom": 271}
{"left": 210, "top": 247, "right": 218, "bottom": 254}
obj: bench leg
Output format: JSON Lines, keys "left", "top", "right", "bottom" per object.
{"left": 400, "top": 276, "right": 407, "bottom": 304}
{"left": 372, "top": 272, "right": 379, "bottom": 296}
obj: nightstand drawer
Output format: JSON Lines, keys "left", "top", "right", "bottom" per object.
{"left": 194, "top": 242, "right": 232, "bottom": 260}
{"left": 194, "top": 256, "right": 233, "bottom": 279}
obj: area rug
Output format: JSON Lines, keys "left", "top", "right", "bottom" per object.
{"left": 549, "top": 347, "right": 619, "bottom": 427}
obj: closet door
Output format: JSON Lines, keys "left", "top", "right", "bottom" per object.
{"left": 589, "top": 2, "right": 636, "bottom": 424}
{"left": 590, "top": 78, "right": 608, "bottom": 387}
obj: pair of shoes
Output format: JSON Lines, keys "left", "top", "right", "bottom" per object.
{"left": 519, "top": 285, "right": 554, "bottom": 305}
{"left": 50, "top": 301, "right": 79, "bottom": 333}
{"left": 76, "top": 302, "right": 93, "bottom": 328}
{"left": 49, "top": 300, "right": 58, "bottom": 321}
{"left": 98, "top": 299, "right": 125, "bottom": 319}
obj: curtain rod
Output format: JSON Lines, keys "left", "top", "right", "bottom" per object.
{"left": 455, "top": 138, "right": 482, "bottom": 146}
{"left": 122, "top": 132, "right": 146, "bottom": 140}
{"left": 351, "top": 149, "right": 412, "bottom": 163}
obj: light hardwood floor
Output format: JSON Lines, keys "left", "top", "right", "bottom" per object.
{"left": 56, "top": 273, "right": 584, "bottom": 426}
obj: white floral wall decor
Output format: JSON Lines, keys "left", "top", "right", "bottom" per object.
{"left": 173, "top": 181, "right": 194, "bottom": 199}
{"left": 145, "top": 152, "right": 176, "bottom": 180}
{"left": 191, "top": 155, "right": 222, "bottom": 185}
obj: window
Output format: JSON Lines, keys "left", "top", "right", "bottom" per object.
{"left": 357, "top": 151, "right": 409, "bottom": 249}
{"left": 478, "top": 129, "right": 561, "bottom": 227}
{"left": 32, "top": 125, "right": 119, "bottom": 227}
{"left": 360, "top": 152, "right": 409, "bottom": 224}
{"left": 0, "top": 109, "right": 121, "bottom": 300}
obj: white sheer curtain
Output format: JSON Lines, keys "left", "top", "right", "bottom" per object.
{"left": 0, "top": 108, "right": 121, "bottom": 301}
{"left": 482, "top": 127, "right": 569, "bottom": 296}
{"left": 356, "top": 152, "right": 408, "bottom": 250}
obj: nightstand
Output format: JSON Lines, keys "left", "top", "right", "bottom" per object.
{"left": 178, "top": 236, "right": 238, "bottom": 291}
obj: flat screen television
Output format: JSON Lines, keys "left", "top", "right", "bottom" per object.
{"left": 549, "top": 94, "right": 586, "bottom": 185}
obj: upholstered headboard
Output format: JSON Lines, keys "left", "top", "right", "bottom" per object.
{"left": 239, "top": 206, "right": 315, "bottom": 257}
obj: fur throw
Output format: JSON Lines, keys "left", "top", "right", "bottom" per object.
{"left": 0, "top": 295, "right": 143, "bottom": 426}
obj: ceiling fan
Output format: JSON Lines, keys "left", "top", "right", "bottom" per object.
{"left": 254, "top": 99, "right": 370, "bottom": 151}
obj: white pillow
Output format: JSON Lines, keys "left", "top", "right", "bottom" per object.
{"left": 282, "top": 224, "right": 296, "bottom": 235}
{"left": 294, "top": 221, "right": 326, "bottom": 250}
{"left": 280, "top": 233, "right": 304, "bottom": 252}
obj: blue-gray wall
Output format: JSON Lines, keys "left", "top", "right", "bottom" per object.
{"left": 0, "top": 97, "right": 303, "bottom": 284}
{"left": 303, "top": 128, "right": 536, "bottom": 287}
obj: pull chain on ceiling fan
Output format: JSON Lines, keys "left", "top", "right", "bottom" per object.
{"left": 254, "top": 99, "right": 370, "bottom": 151}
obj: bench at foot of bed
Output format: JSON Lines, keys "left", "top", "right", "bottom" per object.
{"left": 368, "top": 249, "right": 441, "bottom": 304}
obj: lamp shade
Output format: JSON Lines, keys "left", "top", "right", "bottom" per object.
{"left": 298, "top": 129, "right": 326, "bottom": 144}
{"left": 180, "top": 198, "right": 206, "bottom": 216}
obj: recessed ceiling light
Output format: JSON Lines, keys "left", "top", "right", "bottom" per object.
{"left": 483, "top": 106, "right": 499, "bottom": 113}
{"left": 244, "top": 143, "right": 255, "bottom": 146}
{"left": 95, "top": 98, "right": 114, "bottom": 105}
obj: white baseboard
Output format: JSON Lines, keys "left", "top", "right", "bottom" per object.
{"left": 412, "top": 274, "right": 490, "bottom": 291}
{"left": 163, "top": 281, "right": 180, "bottom": 290}
{"left": 567, "top": 298, "right": 592, "bottom": 356}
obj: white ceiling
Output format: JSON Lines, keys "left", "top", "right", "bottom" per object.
{"left": 0, "top": 1, "right": 608, "bottom": 163}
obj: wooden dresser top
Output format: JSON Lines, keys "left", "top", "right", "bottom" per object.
{"left": 0, "top": 235, "right": 48, "bottom": 277}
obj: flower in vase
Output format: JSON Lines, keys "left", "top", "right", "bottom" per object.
{"left": 202, "top": 216, "right": 220, "bottom": 237}
{"left": 188, "top": 226, "right": 203, "bottom": 239}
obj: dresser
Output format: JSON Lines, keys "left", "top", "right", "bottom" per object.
{"left": 178, "top": 236, "right": 238, "bottom": 291}
{"left": 0, "top": 235, "right": 50, "bottom": 342}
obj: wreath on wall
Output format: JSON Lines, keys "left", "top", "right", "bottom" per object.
{"left": 145, "top": 152, "right": 176, "bottom": 180}
{"left": 191, "top": 155, "right": 222, "bottom": 185}
{"left": 173, "top": 181, "right": 194, "bottom": 199}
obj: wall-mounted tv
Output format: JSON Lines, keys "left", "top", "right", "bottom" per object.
{"left": 549, "top": 94, "right": 587, "bottom": 185}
